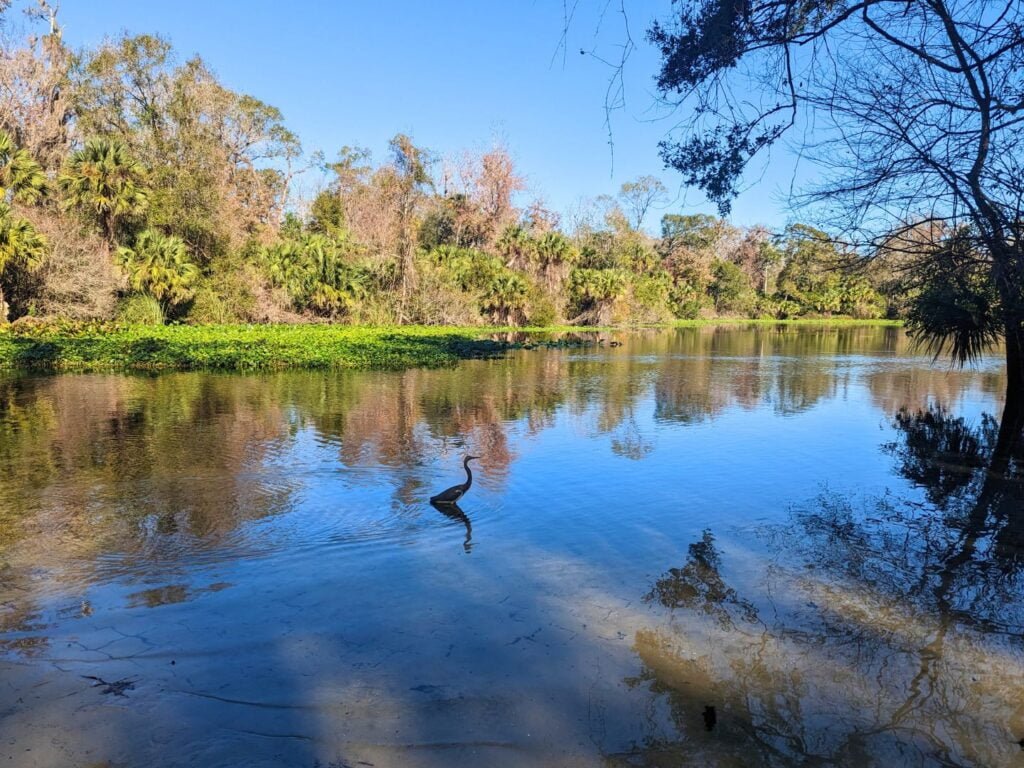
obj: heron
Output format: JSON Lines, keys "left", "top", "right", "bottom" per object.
{"left": 430, "top": 455, "right": 480, "bottom": 505}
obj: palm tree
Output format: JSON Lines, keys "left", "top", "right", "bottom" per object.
{"left": 480, "top": 271, "right": 529, "bottom": 325}
{"left": 59, "top": 138, "right": 149, "bottom": 248}
{"left": 533, "top": 231, "right": 577, "bottom": 292}
{"left": 0, "top": 203, "right": 48, "bottom": 321}
{"left": 304, "top": 234, "right": 367, "bottom": 316}
{"left": 0, "top": 132, "right": 46, "bottom": 205}
{"left": 570, "top": 268, "right": 628, "bottom": 325}
{"left": 265, "top": 239, "right": 307, "bottom": 298}
{"left": 117, "top": 230, "right": 199, "bottom": 309}
{"left": 265, "top": 233, "right": 366, "bottom": 317}
{"left": 496, "top": 225, "right": 534, "bottom": 271}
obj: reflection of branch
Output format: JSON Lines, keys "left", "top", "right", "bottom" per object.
{"left": 630, "top": 472, "right": 1024, "bottom": 764}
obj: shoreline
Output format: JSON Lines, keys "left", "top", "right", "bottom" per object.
{"left": 0, "top": 319, "right": 904, "bottom": 373}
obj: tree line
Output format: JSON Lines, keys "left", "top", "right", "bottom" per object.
{"left": 0, "top": 4, "right": 913, "bottom": 328}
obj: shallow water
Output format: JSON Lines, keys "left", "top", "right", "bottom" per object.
{"left": 1, "top": 325, "right": 1021, "bottom": 767}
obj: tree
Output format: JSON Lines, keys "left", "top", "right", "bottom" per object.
{"left": 905, "top": 229, "right": 1002, "bottom": 364}
{"left": 0, "top": 1, "right": 73, "bottom": 171}
{"left": 0, "top": 203, "right": 47, "bottom": 321}
{"left": 386, "top": 134, "right": 433, "bottom": 320}
{"left": 647, "top": 0, "right": 1024, "bottom": 467}
{"left": 117, "top": 229, "right": 199, "bottom": 309}
{"left": 569, "top": 267, "right": 628, "bottom": 325}
{"left": 496, "top": 224, "right": 534, "bottom": 271}
{"left": 0, "top": 131, "right": 46, "bottom": 203}
{"left": 709, "top": 260, "right": 753, "bottom": 314}
{"left": 480, "top": 271, "right": 529, "bottom": 326}
{"left": 533, "top": 231, "right": 578, "bottom": 294}
{"left": 618, "top": 175, "right": 668, "bottom": 230}
{"left": 264, "top": 232, "right": 366, "bottom": 318}
{"left": 73, "top": 34, "right": 304, "bottom": 256}
{"left": 59, "top": 137, "right": 149, "bottom": 248}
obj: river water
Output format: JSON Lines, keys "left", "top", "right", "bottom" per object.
{"left": 1, "top": 325, "right": 1021, "bottom": 767}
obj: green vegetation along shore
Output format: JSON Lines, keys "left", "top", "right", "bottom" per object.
{"left": 0, "top": 320, "right": 902, "bottom": 373}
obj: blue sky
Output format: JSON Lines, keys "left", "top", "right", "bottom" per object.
{"left": 49, "top": 0, "right": 802, "bottom": 229}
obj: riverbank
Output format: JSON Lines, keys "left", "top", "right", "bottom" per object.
{"left": 0, "top": 319, "right": 903, "bottom": 372}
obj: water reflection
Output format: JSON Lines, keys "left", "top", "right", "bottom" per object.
{"left": 431, "top": 501, "right": 473, "bottom": 553}
{"left": 619, "top": 404, "right": 1024, "bottom": 767}
{"left": 0, "top": 326, "right": 1015, "bottom": 767}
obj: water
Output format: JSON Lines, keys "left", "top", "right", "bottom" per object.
{"left": 0, "top": 325, "right": 1020, "bottom": 767}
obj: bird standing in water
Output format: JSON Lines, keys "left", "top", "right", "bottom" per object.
{"left": 430, "top": 455, "right": 480, "bottom": 505}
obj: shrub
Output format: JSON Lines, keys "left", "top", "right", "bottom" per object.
{"left": 117, "top": 294, "right": 164, "bottom": 325}
{"left": 185, "top": 288, "right": 237, "bottom": 325}
{"left": 526, "top": 289, "right": 558, "bottom": 327}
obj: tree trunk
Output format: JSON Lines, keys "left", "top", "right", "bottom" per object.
{"left": 0, "top": 284, "right": 7, "bottom": 323}
{"left": 991, "top": 316, "right": 1024, "bottom": 474}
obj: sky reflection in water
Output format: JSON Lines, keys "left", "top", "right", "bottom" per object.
{"left": 0, "top": 325, "right": 1020, "bottom": 768}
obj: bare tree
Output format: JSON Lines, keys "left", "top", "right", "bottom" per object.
{"left": 618, "top": 174, "right": 668, "bottom": 230}
{"left": 0, "top": 1, "right": 72, "bottom": 170}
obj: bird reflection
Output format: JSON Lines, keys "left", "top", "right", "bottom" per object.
{"left": 430, "top": 500, "right": 473, "bottom": 553}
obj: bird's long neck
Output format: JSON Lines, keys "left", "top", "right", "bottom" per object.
{"left": 463, "top": 459, "right": 474, "bottom": 490}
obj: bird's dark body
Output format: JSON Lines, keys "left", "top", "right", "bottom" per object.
{"left": 430, "top": 485, "right": 466, "bottom": 504}
{"left": 431, "top": 455, "right": 479, "bottom": 505}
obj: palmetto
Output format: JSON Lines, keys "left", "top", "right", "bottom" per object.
{"left": 59, "top": 138, "right": 149, "bottom": 245}
{"left": 481, "top": 271, "right": 528, "bottom": 325}
{"left": 0, "top": 131, "right": 47, "bottom": 205}
{"left": 265, "top": 233, "right": 366, "bottom": 316}
{"left": 118, "top": 230, "right": 199, "bottom": 307}
{"left": 0, "top": 203, "right": 48, "bottom": 320}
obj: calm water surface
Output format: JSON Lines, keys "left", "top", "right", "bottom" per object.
{"left": 1, "top": 326, "right": 1021, "bottom": 767}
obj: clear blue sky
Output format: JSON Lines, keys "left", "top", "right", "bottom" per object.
{"left": 49, "top": 0, "right": 801, "bottom": 229}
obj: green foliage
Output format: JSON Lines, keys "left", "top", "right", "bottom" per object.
{"left": 710, "top": 260, "right": 753, "bottom": 313}
{"left": 666, "top": 278, "right": 708, "bottom": 319}
{"left": 0, "top": 323, "right": 506, "bottom": 371}
{"left": 308, "top": 191, "right": 346, "bottom": 237}
{"left": 570, "top": 268, "right": 628, "bottom": 303}
{"left": 59, "top": 137, "right": 149, "bottom": 243}
{"left": 569, "top": 268, "right": 629, "bottom": 323}
{"left": 480, "top": 270, "right": 529, "bottom": 325}
{"left": 0, "top": 131, "right": 47, "bottom": 204}
{"left": 633, "top": 272, "right": 672, "bottom": 310}
{"left": 0, "top": 204, "right": 47, "bottom": 276}
{"left": 905, "top": 233, "right": 1003, "bottom": 365}
{"left": 0, "top": 15, "right": 927, "bottom": 332}
{"left": 431, "top": 245, "right": 499, "bottom": 291}
{"left": 661, "top": 213, "right": 721, "bottom": 251}
{"left": 116, "top": 294, "right": 164, "bottom": 325}
{"left": 186, "top": 287, "right": 236, "bottom": 325}
{"left": 535, "top": 232, "right": 577, "bottom": 269}
{"left": 0, "top": 203, "right": 48, "bottom": 321}
{"left": 525, "top": 289, "right": 557, "bottom": 327}
{"left": 264, "top": 232, "right": 367, "bottom": 317}
{"left": 118, "top": 230, "right": 200, "bottom": 307}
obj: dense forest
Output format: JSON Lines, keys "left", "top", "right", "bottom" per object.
{"left": 0, "top": 5, "right": 909, "bottom": 328}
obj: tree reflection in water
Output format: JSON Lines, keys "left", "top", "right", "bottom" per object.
{"left": 618, "top": 409, "right": 1024, "bottom": 767}
{"left": 0, "top": 328, "right": 1016, "bottom": 765}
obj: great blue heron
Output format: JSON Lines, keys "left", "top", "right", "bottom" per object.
{"left": 430, "top": 455, "right": 480, "bottom": 505}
